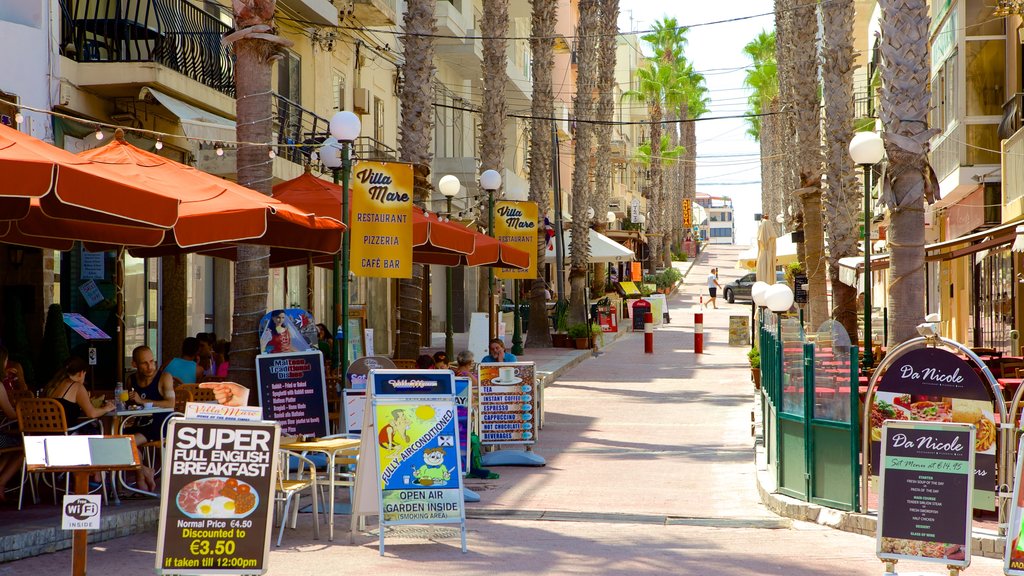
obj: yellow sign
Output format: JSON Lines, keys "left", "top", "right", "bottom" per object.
{"left": 682, "top": 199, "right": 692, "bottom": 229}
{"left": 350, "top": 161, "right": 413, "bottom": 278}
{"left": 494, "top": 200, "right": 538, "bottom": 279}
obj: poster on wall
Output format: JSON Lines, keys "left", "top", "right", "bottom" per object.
{"left": 257, "top": 309, "right": 314, "bottom": 355}
{"left": 255, "top": 351, "right": 329, "bottom": 439}
{"left": 877, "top": 420, "right": 973, "bottom": 568}
{"left": 871, "top": 347, "right": 997, "bottom": 510}
{"left": 494, "top": 200, "right": 538, "bottom": 280}
{"left": 477, "top": 363, "right": 536, "bottom": 446}
{"left": 350, "top": 161, "right": 414, "bottom": 278}
{"left": 155, "top": 419, "right": 279, "bottom": 575}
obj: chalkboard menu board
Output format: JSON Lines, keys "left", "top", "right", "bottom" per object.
{"left": 793, "top": 273, "right": 808, "bottom": 304}
{"left": 877, "top": 420, "right": 974, "bottom": 567}
{"left": 256, "top": 351, "right": 329, "bottom": 438}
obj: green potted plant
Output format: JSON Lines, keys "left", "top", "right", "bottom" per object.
{"left": 552, "top": 299, "right": 571, "bottom": 347}
{"left": 590, "top": 321, "right": 604, "bottom": 349}
{"left": 748, "top": 347, "right": 761, "bottom": 389}
{"left": 567, "top": 323, "right": 590, "bottom": 349}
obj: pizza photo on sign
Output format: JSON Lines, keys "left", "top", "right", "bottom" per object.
{"left": 176, "top": 477, "right": 259, "bottom": 519}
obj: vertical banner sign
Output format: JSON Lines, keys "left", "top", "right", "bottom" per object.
{"left": 1005, "top": 437, "right": 1024, "bottom": 574}
{"left": 156, "top": 420, "right": 279, "bottom": 575}
{"left": 350, "top": 161, "right": 413, "bottom": 278}
{"left": 871, "top": 347, "right": 997, "bottom": 510}
{"left": 255, "top": 351, "right": 329, "bottom": 438}
{"left": 494, "top": 200, "right": 538, "bottom": 279}
{"left": 455, "top": 377, "right": 472, "bottom": 476}
{"left": 877, "top": 421, "right": 973, "bottom": 568}
{"left": 682, "top": 199, "right": 692, "bottom": 229}
{"left": 477, "top": 363, "right": 536, "bottom": 446}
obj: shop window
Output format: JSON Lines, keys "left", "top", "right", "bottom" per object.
{"left": 965, "top": 123, "right": 1000, "bottom": 165}
{"left": 972, "top": 248, "right": 1013, "bottom": 351}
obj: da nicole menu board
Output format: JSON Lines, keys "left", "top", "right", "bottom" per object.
{"left": 478, "top": 362, "right": 536, "bottom": 446}
{"left": 255, "top": 351, "right": 329, "bottom": 438}
{"left": 1005, "top": 437, "right": 1024, "bottom": 574}
{"left": 877, "top": 420, "right": 974, "bottom": 567}
{"left": 156, "top": 419, "right": 279, "bottom": 575}
{"left": 870, "top": 346, "right": 997, "bottom": 510}
{"left": 494, "top": 200, "right": 538, "bottom": 280}
{"left": 350, "top": 161, "right": 413, "bottom": 278}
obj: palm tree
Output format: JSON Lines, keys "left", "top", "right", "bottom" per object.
{"left": 742, "top": 31, "right": 778, "bottom": 220}
{"left": 678, "top": 61, "right": 709, "bottom": 260}
{"left": 568, "top": 0, "right": 599, "bottom": 325}
{"left": 789, "top": 0, "right": 828, "bottom": 330}
{"left": 821, "top": 0, "right": 860, "bottom": 339}
{"left": 878, "top": 0, "right": 938, "bottom": 344}
{"left": 774, "top": 0, "right": 798, "bottom": 229}
{"left": 228, "top": 0, "right": 279, "bottom": 388}
{"left": 395, "top": 0, "right": 438, "bottom": 358}
{"left": 636, "top": 134, "right": 685, "bottom": 167}
{"left": 478, "top": 0, "right": 509, "bottom": 335}
{"left": 591, "top": 0, "right": 619, "bottom": 231}
{"left": 526, "top": 0, "right": 557, "bottom": 348}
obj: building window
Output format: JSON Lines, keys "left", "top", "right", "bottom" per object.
{"left": 277, "top": 50, "right": 301, "bottom": 104}
{"left": 971, "top": 247, "right": 1013, "bottom": 351}
{"left": 374, "top": 97, "right": 385, "bottom": 143}
{"left": 332, "top": 70, "right": 346, "bottom": 111}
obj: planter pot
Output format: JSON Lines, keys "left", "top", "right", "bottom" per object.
{"left": 552, "top": 333, "right": 571, "bottom": 348}
{"left": 575, "top": 337, "right": 590, "bottom": 349}
{"left": 751, "top": 367, "right": 761, "bottom": 389}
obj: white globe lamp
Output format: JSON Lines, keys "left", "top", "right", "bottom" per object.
{"left": 480, "top": 169, "right": 501, "bottom": 191}
{"left": 751, "top": 281, "right": 770, "bottom": 307}
{"left": 765, "top": 283, "right": 795, "bottom": 313}
{"left": 849, "top": 131, "right": 884, "bottom": 166}
{"left": 329, "top": 111, "right": 361, "bottom": 142}
{"left": 438, "top": 175, "right": 461, "bottom": 198}
{"left": 319, "top": 137, "right": 342, "bottom": 169}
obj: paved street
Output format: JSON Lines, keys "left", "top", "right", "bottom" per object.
{"left": 1, "top": 246, "right": 1007, "bottom": 575}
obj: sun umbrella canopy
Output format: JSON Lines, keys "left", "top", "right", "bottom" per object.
{"left": 756, "top": 219, "right": 778, "bottom": 282}
{"left": 543, "top": 229, "right": 634, "bottom": 264}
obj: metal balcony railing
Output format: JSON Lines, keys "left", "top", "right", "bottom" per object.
{"left": 59, "top": 0, "right": 234, "bottom": 97}
{"left": 1004, "top": 127, "right": 1024, "bottom": 206}
{"left": 272, "top": 94, "right": 330, "bottom": 165}
{"left": 999, "top": 93, "right": 1024, "bottom": 140}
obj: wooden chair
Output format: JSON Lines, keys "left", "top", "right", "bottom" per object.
{"left": 15, "top": 398, "right": 104, "bottom": 509}
{"left": 275, "top": 449, "right": 320, "bottom": 546}
{"left": 392, "top": 359, "right": 417, "bottom": 369}
{"left": 173, "top": 388, "right": 193, "bottom": 414}
{"left": 175, "top": 383, "right": 217, "bottom": 403}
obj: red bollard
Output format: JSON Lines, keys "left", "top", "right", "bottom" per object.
{"left": 644, "top": 312, "right": 654, "bottom": 354}
{"left": 694, "top": 311, "right": 704, "bottom": 354}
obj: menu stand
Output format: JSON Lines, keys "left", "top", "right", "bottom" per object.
{"left": 26, "top": 436, "right": 140, "bottom": 576}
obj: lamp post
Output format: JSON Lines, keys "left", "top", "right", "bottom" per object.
{"left": 438, "top": 174, "right": 461, "bottom": 359}
{"left": 848, "top": 131, "right": 885, "bottom": 371}
{"left": 480, "top": 169, "right": 502, "bottom": 340}
{"left": 320, "top": 111, "right": 361, "bottom": 376}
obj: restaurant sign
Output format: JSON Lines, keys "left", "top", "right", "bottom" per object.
{"left": 871, "top": 347, "right": 997, "bottom": 510}
{"left": 256, "top": 351, "right": 329, "bottom": 439}
{"left": 494, "top": 200, "right": 537, "bottom": 279}
{"left": 350, "top": 161, "right": 413, "bottom": 278}
{"left": 477, "top": 363, "right": 536, "bottom": 446}
{"left": 156, "top": 419, "right": 279, "bottom": 575}
{"left": 877, "top": 420, "right": 973, "bottom": 567}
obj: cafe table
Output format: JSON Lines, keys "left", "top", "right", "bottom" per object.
{"left": 280, "top": 435, "right": 360, "bottom": 541}
{"left": 110, "top": 406, "right": 174, "bottom": 498}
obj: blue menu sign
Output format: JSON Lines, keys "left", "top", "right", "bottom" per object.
{"left": 256, "top": 350, "right": 329, "bottom": 438}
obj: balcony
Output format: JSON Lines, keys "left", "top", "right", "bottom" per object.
{"left": 998, "top": 93, "right": 1024, "bottom": 140}
{"left": 352, "top": 0, "right": 397, "bottom": 26}
{"left": 59, "top": 0, "right": 234, "bottom": 97}
{"left": 278, "top": 0, "right": 337, "bottom": 26}
{"left": 272, "top": 94, "right": 330, "bottom": 166}
{"left": 1003, "top": 126, "right": 1024, "bottom": 221}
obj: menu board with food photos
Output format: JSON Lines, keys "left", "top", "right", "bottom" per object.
{"left": 1006, "top": 437, "right": 1024, "bottom": 574}
{"left": 877, "top": 420, "right": 974, "bottom": 568}
{"left": 870, "top": 347, "right": 998, "bottom": 510}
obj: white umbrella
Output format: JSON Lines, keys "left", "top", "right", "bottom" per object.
{"left": 756, "top": 218, "right": 778, "bottom": 282}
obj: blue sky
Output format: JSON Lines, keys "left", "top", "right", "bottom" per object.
{"left": 618, "top": 0, "right": 775, "bottom": 246}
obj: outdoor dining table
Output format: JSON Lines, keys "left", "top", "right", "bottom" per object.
{"left": 110, "top": 406, "right": 173, "bottom": 498}
{"left": 279, "top": 436, "right": 360, "bottom": 541}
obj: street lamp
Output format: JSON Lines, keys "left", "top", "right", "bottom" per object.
{"left": 480, "top": 169, "right": 502, "bottom": 340}
{"left": 439, "top": 174, "right": 461, "bottom": 359}
{"left": 849, "top": 130, "right": 884, "bottom": 371}
{"left": 321, "top": 111, "right": 361, "bottom": 377}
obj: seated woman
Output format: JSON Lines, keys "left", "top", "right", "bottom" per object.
{"left": 0, "top": 346, "right": 26, "bottom": 395}
{"left": 43, "top": 357, "right": 157, "bottom": 492}
{"left": 0, "top": 348, "right": 23, "bottom": 501}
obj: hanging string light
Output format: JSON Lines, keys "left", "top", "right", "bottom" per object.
{"left": 94, "top": 128, "right": 104, "bottom": 140}
{"left": 993, "top": 0, "right": 1024, "bottom": 16}
{"left": 14, "top": 112, "right": 23, "bottom": 125}
{"left": 154, "top": 138, "right": 163, "bottom": 150}
{"left": 216, "top": 145, "right": 224, "bottom": 156}
{"left": 269, "top": 149, "right": 276, "bottom": 159}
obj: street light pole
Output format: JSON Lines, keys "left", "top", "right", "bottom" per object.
{"left": 481, "top": 170, "right": 502, "bottom": 341}
{"left": 438, "top": 175, "right": 461, "bottom": 358}
{"left": 849, "top": 131, "right": 884, "bottom": 372}
{"left": 322, "top": 112, "right": 361, "bottom": 377}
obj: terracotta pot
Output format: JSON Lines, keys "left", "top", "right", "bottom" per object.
{"left": 751, "top": 367, "right": 761, "bottom": 389}
{"left": 575, "top": 337, "right": 590, "bottom": 349}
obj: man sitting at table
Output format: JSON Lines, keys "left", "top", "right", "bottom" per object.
{"left": 126, "top": 346, "right": 176, "bottom": 443}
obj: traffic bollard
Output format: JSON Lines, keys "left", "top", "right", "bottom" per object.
{"left": 644, "top": 312, "right": 654, "bottom": 354}
{"left": 694, "top": 311, "right": 703, "bottom": 354}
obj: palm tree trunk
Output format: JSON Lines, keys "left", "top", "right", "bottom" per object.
{"left": 568, "top": 0, "right": 599, "bottom": 325}
{"left": 228, "top": 3, "right": 277, "bottom": 390}
{"left": 526, "top": 0, "right": 557, "bottom": 348}
{"left": 590, "top": 0, "right": 618, "bottom": 295}
{"left": 774, "top": 0, "right": 799, "bottom": 231}
{"left": 646, "top": 101, "right": 663, "bottom": 272}
{"left": 878, "top": 0, "right": 937, "bottom": 344}
{"left": 476, "top": 0, "right": 509, "bottom": 337}
{"left": 821, "top": 0, "right": 860, "bottom": 338}
{"left": 395, "top": 0, "right": 437, "bottom": 358}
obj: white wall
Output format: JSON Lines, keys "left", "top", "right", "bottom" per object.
{"left": 0, "top": 0, "right": 55, "bottom": 141}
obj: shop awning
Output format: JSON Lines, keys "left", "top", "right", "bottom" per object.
{"left": 924, "top": 220, "right": 1018, "bottom": 262}
{"left": 544, "top": 229, "right": 634, "bottom": 263}
{"left": 139, "top": 87, "right": 236, "bottom": 144}
{"left": 837, "top": 254, "right": 892, "bottom": 290}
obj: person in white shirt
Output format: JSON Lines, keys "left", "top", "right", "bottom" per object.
{"left": 706, "top": 268, "right": 723, "bottom": 309}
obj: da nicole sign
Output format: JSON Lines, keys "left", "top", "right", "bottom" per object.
{"left": 494, "top": 200, "right": 537, "bottom": 279}
{"left": 350, "top": 161, "right": 413, "bottom": 278}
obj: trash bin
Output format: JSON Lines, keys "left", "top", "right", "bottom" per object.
{"left": 631, "top": 299, "right": 651, "bottom": 331}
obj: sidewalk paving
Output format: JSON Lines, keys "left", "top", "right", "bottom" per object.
{"left": 0, "top": 245, "right": 1008, "bottom": 574}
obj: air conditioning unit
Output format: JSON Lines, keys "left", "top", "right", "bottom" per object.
{"left": 353, "top": 88, "right": 371, "bottom": 115}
